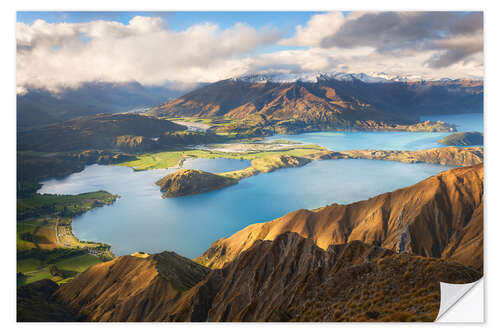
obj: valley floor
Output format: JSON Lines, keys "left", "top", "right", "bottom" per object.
{"left": 17, "top": 192, "right": 117, "bottom": 287}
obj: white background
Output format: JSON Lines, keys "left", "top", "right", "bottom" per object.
{"left": 1, "top": 0, "right": 498, "bottom": 332}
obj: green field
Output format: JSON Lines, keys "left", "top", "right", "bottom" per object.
{"left": 18, "top": 191, "right": 118, "bottom": 218}
{"left": 17, "top": 254, "right": 103, "bottom": 286}
{"left": 118, "top": 144, "right": 327, "bottom": 171}
{"left": 17, "top": 190, "right": 117, "bottom": 287}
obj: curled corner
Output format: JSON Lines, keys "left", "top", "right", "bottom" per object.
{"left": 435, "top": 278, "right": 483, "bottom": 322}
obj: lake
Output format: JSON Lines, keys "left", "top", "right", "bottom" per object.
{"left": 38, "top": 113, "right": 482, "bottom": 258}
{"left": 265, "top": 113, "right": 483, "bottom": 151}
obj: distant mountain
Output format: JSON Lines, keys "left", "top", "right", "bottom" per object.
{"left": 147, "top": 73, "right": 482, "bottom": 133}
{"left": 16, "top": 81, "right": 190, "bottom": 131}
{"left": 198, "top": 163, "right": 483, "bottom": 272}
{"left": 17, "top": 113, "right": 189, "bottom": 153}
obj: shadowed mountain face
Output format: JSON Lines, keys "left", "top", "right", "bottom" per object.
{"left": 197, "top": 164, "right": 483, "bottom": 272}
{"left": 52, "top": 233, "right": 480, "bottom": 322}
{"left": 147, "top": 78, "right": 483, "bottom": 130}
{"left": 17, "top": 113, "right": 194, "bottom": 153}
{"left": 17, "top": 279, "right": 78, "bottom": 322}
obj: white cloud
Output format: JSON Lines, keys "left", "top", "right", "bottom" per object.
{"left": 279, "top": 12, "right": 346, "bottom": 47}
{"left": 234, "top": 46, "right": 483, "bottom": 80}
{"left": 16, "top": 17, "right": 282, "bottom": 92}
{"left": 279, "top": 11, "right": 483, "bottom": 75}
{"left": 16, "top": 13, "right": 484, "bottom": 94}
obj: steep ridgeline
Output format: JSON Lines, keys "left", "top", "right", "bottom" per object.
{"left": 52, "top": 233, "right": 480, "bottom": 322}
{"left": 54, "top": 252, "right": 210, "bottom": 322}
{"left": 197, "top": 164, "right": 483, "bottom": 272}
{"left": 147, "top": 75, "right": 482, "bottom": 134}
{"left": 17, "top": 113, "right": 222, "bottom": 153}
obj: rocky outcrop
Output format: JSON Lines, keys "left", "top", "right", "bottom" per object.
{"left": 438, "top": 131, "right": 483, "bottom": 146}
{"left": 311, "top": 146, "right": 483, "bottom": 167}
{"left": 156, "top": 169, "right": 238, "bottom": 198}
{"left": 197, "top": 164, "right": 483, "bottom": 272}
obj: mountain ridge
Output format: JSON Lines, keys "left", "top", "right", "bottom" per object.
{"left": 51, "top": 232, "right": 480, "bottom": 322}
{"left": 147, "top": 75, "right": 482, "bottom": 134}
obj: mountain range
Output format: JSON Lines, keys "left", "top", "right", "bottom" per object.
{"left": 147, "top": 73, "right": 482, "bottom": 133}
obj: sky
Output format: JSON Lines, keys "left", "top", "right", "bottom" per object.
{"left": 16, "top": 11, "right": 483, "bottom": 93}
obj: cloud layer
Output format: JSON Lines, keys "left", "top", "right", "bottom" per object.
{"left": 16, "top": 12, "right": 483, "bottom": 93}
{"left": 16, "top": 17, "right": 281, "bottom": 92}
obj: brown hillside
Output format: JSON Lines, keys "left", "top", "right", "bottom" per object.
{"left": 53, "top": 233, "right": 480, "bottom": 322}
{"left": 197, "top": 164, "right": 483, "bottom": 271}
{"left": 316, "top": 146, "right": 484, "bottom": 167}
{"left": 55, "top": 251, "right": 210, "bottom": 321}
{"left": 171, "top": 233, "right": 479, "bottom": 322}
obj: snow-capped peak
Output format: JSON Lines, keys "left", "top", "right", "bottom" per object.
{"left": 235, "top": 72, "right": 319, "bottom": 83}
{"left": 232, "top": 71, "right": 479, "bottom": 84}
{"left": 234, "top": 71, "right": 392, "bottom": 84}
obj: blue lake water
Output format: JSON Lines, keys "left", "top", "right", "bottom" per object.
{"left": 38, "top": 112, "right": 482, "bottom": 259}
{"left": 266, "top": 113, "right": 483, "bottom": 151}
{"left": 40, "top": 160, "right": 450, "bottom": 258}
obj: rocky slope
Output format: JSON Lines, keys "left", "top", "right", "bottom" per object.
{"left": 54, "top": 251, "right": 210, "bottom": 321}
{"left": 171, "top": 233, "right": 479, "bottom": 322}
{"left": 197, "top": 164, "right": 483, "bottom": 272}
{"left": 438, "top": 131, "right": 484, "bottom": 146}
{"left": 156, "top": 169, "right": 239, "bottom": 198}
{"left": 147, "top": 76, "right": 482, "bottom": 134}
{"left": 50, "top": 233, "right": 480, "bottom": 322}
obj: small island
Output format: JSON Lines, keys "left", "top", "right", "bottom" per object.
{"left": 156, "top": 169, "right": 239, "bottom": 198}
{"left": 438, "top": 131, "right": 483, "bottom": 146}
